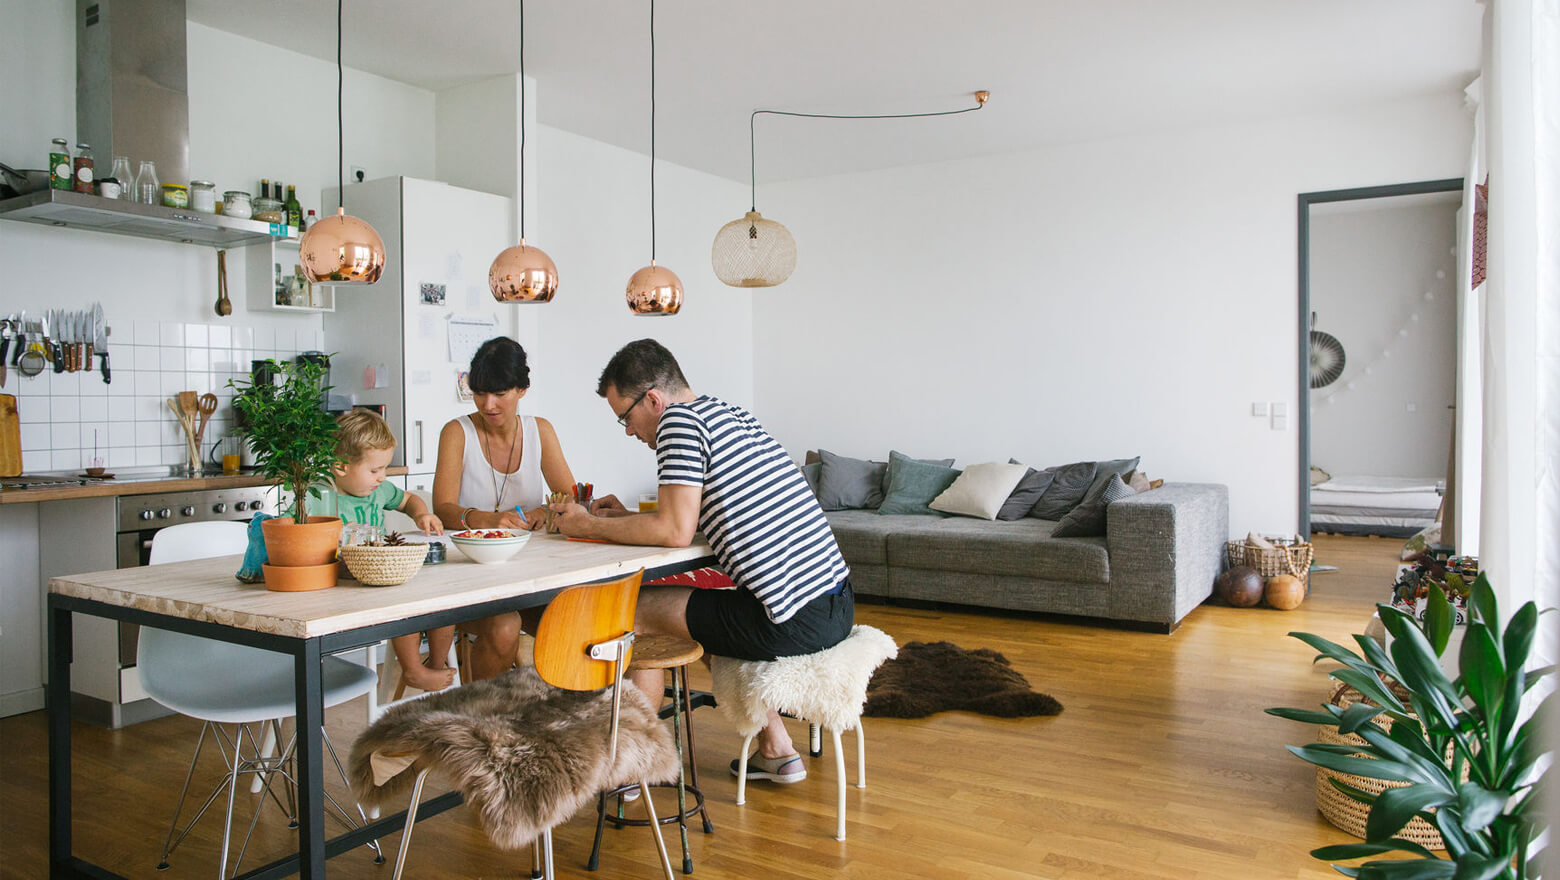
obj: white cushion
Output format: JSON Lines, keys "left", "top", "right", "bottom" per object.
{"left": 928, "top": 461, "right": 1030, "bottom": 520}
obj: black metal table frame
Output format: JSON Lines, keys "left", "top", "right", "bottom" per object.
{"left": 47, "top": 556, "right": 709, "bottom": 880}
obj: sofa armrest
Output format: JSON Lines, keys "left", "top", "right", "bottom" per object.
{"left": 1104, "top": 482, "right": 1229, "bottom": 628}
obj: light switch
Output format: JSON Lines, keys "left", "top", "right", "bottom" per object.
{"left": 1272, "top": 402, "right": 1288, "bottom": 418}
{"left": 1406, "top": 402, "right": 1418, "bottom": 413}
{"left": 1272, "top": 413, "right": 1289, "bottom": 431}
{"left": 1251, "top": 402, "right": 1269, "bottom": 417}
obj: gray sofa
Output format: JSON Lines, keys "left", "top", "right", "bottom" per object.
{"left": 827, "top": 482, "right": 1228, "bottom": 632}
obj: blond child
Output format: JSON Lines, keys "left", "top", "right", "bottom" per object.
{"left": 333, "top": 410, "right": 455, "bottom": 692}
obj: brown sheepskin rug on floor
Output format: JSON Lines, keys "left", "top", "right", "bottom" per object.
{"left": 347, "top": 667, "right": 678, "bottom": 851}
{"left": 862, "top": 641, "right": 1063, "bottom": 718}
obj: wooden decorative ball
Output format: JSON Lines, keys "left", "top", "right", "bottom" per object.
{"left": 1265, "top": 574, "right": 1305, "bottom": 610}
{"left": 1216, "top": 566, "right": 1264, "bottom": 607}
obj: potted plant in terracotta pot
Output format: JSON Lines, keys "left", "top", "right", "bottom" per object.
{"left": 230, "top": 356, "right": 342, "bottom": 591}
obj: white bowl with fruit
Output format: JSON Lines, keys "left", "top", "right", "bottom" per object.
{"left": 448, "top": 529, "right": 532, "bottom": 565}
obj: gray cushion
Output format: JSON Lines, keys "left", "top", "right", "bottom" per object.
{"left": 882, "top": 516, "right": 1110, "bottom": 584}
{"left": 823, "top": 509, "right": 901, "bottom": 566}
{"left": 800, "top": 461, "right": 821, "bottom": 497}
{"left": 997, "top": 461, "right": 1056, "bottom": 521}
{"left": 1029, "top": 460, "right": 1097, "bottom": 520}
{"left": 1083, "top": 456, "right": 1141, "bottom": 501}
{"left": 877, "top": 450, "right": 961, "bottom": 516}
{"left": 815, "top": 449, "right": 887, "bottom": 510}
{"left": 1053, "top": 473, "right": 1137, "bottom": 537}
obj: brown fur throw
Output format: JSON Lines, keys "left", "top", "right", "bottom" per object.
{"left": 347, "top": 667, "right": 679, "bottom": 850}
{"left": 862, "top": 641, "right": 1063, "bottom": 719}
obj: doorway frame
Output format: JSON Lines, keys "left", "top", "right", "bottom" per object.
{"left": 1296, "top": 177, "right": 1464, "bottom": 535}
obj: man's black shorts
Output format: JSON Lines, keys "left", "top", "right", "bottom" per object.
{"left": 683, "top": 578, "right": 854, "bottom": 662}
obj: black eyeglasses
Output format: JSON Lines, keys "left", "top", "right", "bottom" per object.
{"left": 615, "top": 390, "right": 649, "bottom": 427}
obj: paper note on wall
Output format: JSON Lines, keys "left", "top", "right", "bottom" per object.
{"left": 448, "top": 314, "right": 499, "bottom": 366}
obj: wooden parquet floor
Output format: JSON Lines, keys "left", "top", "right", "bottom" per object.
{"left": 0, "top": 534, "right": 1403, "bottom": 879}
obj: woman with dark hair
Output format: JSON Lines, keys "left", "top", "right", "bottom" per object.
{"left": 432, "top": 336, "right": 576, "bottom": 679}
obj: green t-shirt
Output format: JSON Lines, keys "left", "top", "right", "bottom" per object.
{"left": 330, "top": 481, "right": 406, "bottom": 529}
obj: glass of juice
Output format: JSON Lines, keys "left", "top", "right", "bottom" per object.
{"left": 638, "top": 493, "right": 658, "bottom": 512}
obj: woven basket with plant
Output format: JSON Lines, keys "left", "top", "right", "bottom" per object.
{"left": 339, "top": 532, "right": 427, "bottom": 586}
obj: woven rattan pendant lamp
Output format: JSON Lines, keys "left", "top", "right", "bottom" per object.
{"left": 489, "top": 0, "right": 558, "bottom": 303}
{"left": 298, "top": 0, "right": 385, "bottom": 286}
{"left": 625, "top": 0, "right": 683, "bottom": 316}
{"left": 711, "top": 91, "right": 989, "bottom": 288}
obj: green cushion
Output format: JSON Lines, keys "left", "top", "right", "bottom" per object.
{"left": 877, "top": 450, "right": 961, "bottom": 516}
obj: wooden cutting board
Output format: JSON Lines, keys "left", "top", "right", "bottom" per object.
{"left": 0, "top": 393, "right": 19, "bottom": 477}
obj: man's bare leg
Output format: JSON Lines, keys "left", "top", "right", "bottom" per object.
{"left": 468, "top": 611, "right": 521, "bottom": 680}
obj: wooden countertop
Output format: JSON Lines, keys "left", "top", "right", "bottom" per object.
{"left": 0, "top": 466, "right": 411, "bottom": 504}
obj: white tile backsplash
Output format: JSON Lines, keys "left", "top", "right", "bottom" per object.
{"left": 11, "top": 323, "right": 306, "bottom": 472}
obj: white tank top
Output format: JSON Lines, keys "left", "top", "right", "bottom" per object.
{"left": 457, "top": 414, "right": 545, "bottom": 513}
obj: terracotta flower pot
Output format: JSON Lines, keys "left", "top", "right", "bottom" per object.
{"left": 262, "top": 561, "right": 339, "bottom": 592}
{"left": 262, "top": 516, "right": 343, "bottom": 567}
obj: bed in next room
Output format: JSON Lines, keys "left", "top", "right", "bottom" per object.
{"left": 1309, "top": 473, "right": 1445, "bottom": 538}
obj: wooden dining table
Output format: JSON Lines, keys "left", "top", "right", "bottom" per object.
{"left": 46, "top": 532, "right": 715, "bottom": 880}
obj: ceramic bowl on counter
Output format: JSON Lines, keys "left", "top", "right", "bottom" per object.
{"left": 448, "top": 529, "right": 531, "bottom": 565}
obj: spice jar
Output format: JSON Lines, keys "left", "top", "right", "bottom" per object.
{"left": 189, "top": 180, "right": 216, "bottom": 212}
{"left": 161, "top": 183, "right": 189, "bottom": 208}
{"left": 223, "top": 190, "right": 252, "bottom": 219}
{"left": 72, "top": 144, "right": 94, "bottom": 194}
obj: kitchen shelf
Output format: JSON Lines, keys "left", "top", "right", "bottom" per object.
{"left": 0, "top": 188, "right": 296, "bottom": 249}
{"left": 247, "top": 238, "right": 335, "bottom": 312}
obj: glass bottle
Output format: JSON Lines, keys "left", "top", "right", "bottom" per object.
{"left": 304, "top": 208, "right": 317, "bottom": 231}
{"left": 259, "top": 178, "right": 270, "bottom": 203}
{"left": 71, "top": 144, "right": 94, "bottom": 194}
{"left": 284, "top": 185, "right": 302, "bottom": 229}
{"left": 109, "top": 156, "right": 133, "bottom": 198}
{"left": 134, "top": 160, "right": 160, "bottom": 205}
{"left": 49, "top": 139, "right": 72, "bottom": 190}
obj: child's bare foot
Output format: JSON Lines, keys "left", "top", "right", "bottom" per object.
{"left": 402, "top": 661, "right": 456, "bottom": 692}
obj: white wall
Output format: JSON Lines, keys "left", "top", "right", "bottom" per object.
{"left": 522, "top": 124, "right": 751, "bottom": 503}
{"left": 752, "top": 94, "right": 1471, "bottom": 534}
{"left": 0, "top": 14, "right": 437, "bottom": 472}
{"left": 1309, "top": 197, "right": 1459, "bottom": 479}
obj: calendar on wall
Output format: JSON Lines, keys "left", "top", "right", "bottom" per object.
{"left": 447, "top": 314, "right": 499, "bottom": 366}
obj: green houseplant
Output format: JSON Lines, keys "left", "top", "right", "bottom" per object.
{"left": 1268, "top": 574, "right": 1548, "bottom": 879}
{"left": 229, "top": 357, "right": 343, "bottom": 591}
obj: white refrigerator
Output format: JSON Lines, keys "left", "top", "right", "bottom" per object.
{"left": 321, "top": 177, "right": 515, "bottom": 484}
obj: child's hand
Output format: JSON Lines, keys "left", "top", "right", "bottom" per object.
{"left": 417, "top": 513, "right": 444, "bottom": 536}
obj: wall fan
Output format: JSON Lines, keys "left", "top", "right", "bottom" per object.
{"left": 1309, "top": 312, "right": 1346, "bottom": 389}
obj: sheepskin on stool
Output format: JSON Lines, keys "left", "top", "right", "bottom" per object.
{"left": 348, "top": 666, "right": 679, "bottom": 851}
{"left": 710, "top": 624, "right": 897, "bottom": 841}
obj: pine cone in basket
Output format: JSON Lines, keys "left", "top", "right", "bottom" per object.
{"left": 372, "top": 531, "right": 408, "bottom": 547}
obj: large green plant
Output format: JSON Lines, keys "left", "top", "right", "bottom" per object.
{"left": 1268, "top": 574, "right": 1548, "bottom": 879}
{"left": 229, "top": 357, "right": 339, "bottom": 524}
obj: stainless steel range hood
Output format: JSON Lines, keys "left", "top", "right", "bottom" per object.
{"left": 0, "top": 189, "right": 294, "bottom": 248}
{"left": 78, "top": 0, "right": 190, "bottom": 187}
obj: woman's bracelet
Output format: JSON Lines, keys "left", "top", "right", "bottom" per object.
{"left": 460, "top": 507, "right": 476, "bottom": 529}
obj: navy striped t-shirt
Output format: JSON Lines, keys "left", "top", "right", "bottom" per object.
{"left": 656, "top": 396, "right": 848, "bottom": 623}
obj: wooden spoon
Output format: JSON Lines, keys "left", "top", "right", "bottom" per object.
{"left": 195, "top": 392, "right": 218, "bottom": 447}
{"left": 215, "top": 250, "right": 233, "bottom": 317}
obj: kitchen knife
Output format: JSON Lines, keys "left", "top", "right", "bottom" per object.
{"left": 83, "top": 309, "right": 94, "bottom": 376}
{"left": 10, "top": 311, "right": 23, "bottom": 367}
{"left": 93, "top": 302, "right": 109, "bottom": 384}
{"left": 46, "top": 312, "right": 63, "bottom": 374}
{"left": 75, "top": 311, "right": 86, "bottom": 372}
{"left": 0, "top": 317, "right": 12, "bottom": 387}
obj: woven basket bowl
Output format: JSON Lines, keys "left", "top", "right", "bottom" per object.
{"left": 1225, "top": 539, "right": 1313, "bottom": 591}
{"left": 1314, "top": 683, "right": 1445, "bottom": 850}
{"left": 339, "top": 544, "right": 428, "bottom": 586}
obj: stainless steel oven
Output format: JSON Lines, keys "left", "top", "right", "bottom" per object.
{"left": 114, "top": 487, "right": 281, "bottom": 665}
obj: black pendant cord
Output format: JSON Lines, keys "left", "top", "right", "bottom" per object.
{"left": 649, "top": 0, "right": 657, "bottom": 261}
{"left": 747, "top": 99, "right": 985, "bottom": 212}
{"left": 519, "top": 0, "right": 526, "bottom": 240}
{"left": 337, "top": 0, "right": 344, "bottom": 211}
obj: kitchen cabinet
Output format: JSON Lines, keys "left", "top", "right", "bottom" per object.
{"left": 247, "top": 238, "right": 336, "bottom": 313}
{"left": 321, "top": 178, "right": 514, "bottom": 479}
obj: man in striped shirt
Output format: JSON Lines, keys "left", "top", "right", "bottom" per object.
{"left": 552, "top": 339, "right": 853, "bottom": 784}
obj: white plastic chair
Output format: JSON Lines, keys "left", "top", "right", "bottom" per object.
{"left": 141, "top": 521, "right": 383, "bottom": 878}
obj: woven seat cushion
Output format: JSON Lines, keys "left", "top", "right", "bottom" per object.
{"left": 348, "top": 667, "right": 678, "bottom": 851}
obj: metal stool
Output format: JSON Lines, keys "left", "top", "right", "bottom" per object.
{"left": 589, "top": 635, "right": 713, "bottom": 874}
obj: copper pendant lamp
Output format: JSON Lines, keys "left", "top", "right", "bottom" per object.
{"left": 298, "top": 0, "right": 386, "bottom": 286}
{"left": 626, "top": 0, "right": 682, "bottom": 315}
{"left": 489, "top": 0, "right": 557, "bottom": 303}
{"left": 711, "top": 91, "right": 990, "bottom": 289}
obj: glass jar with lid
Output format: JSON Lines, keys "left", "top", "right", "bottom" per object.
{"left": 223, "top": 190, "right": 252, "bottom": 219}
{"left": 161, "top": 183, "right": 189, "bottom": 208}
{"left": 189, "top": 180, "right": 216, "bottom": 212}
{"left": 253, "top": 197, "right": 284, "bottom": 223}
